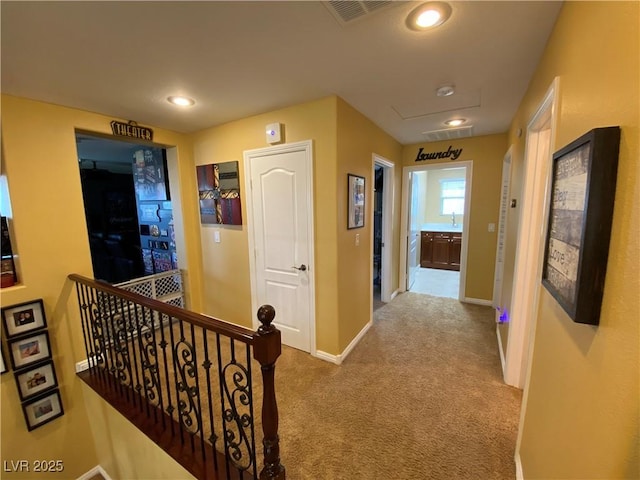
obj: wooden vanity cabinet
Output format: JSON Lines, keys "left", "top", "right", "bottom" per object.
{"left": 420, "top": 231, "right": 461, "bottom": 271}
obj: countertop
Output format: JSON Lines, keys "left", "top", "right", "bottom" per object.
{"left": 421, "top": 223, "right": 463, "bottom": 233}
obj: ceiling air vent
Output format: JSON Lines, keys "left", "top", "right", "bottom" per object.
{"left": 422, "top": 126, "right": 474, "bottom": 142}
{"left": 324, "top": 1, "right": 394, "bottom": 25}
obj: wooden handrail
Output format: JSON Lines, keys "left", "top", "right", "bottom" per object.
{"left": 69, "top": 273, "right": 286, "bottom": 479}
{"left": 68, "top": 273, "right": 255, "bottom": 343}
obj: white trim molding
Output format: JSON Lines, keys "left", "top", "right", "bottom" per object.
{"left": 75, "top": 359, "right": 90, "bottom": 373}
{"left": 315, "top": 321, "right": 372, "bottom": 365}
{"left": 462, "top": 297, "right": 492, "bottom": 306}
{"left": 497, "top": 326, "right": 506, "bottom": 372}
{"left": 515, "top": 453, "right": 524, "bottom": 480}
{"left": 77, "top": 466, "right": 113, "bottom": 480}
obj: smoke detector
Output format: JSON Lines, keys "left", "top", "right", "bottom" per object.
{"left": 436, "top": 84, "right": 455, "bottom": 97}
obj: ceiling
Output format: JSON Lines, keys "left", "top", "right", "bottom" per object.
{"left": 1, "top": 1, "right": 563, "bottom": 145}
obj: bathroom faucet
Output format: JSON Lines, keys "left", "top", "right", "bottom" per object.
{"left": 451, "top": 211, "right": 456, "bottom": 227}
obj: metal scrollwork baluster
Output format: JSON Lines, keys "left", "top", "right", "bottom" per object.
{"left": 221, "top": 358, "right": 255, "bottom": 472}
{"left": 87, "top": 297, "right": 107, "bottom": 372}
{"left": 174, "top": 339, "right": 201, "bottom": 435}
{"left": 139, "top": 307, "right": 161, "bottom": 407}
{"left": 111, "top": 309, "right": 131, "bottom": 387}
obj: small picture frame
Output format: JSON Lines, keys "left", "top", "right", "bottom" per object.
{"left": 21, "top": 389, "right": 64, "bottom": 431}
{"left": 1, "top": 347, "right": 7, "bottom": 374}
{"left": 8, "top": 331, "right": 52, "bottom": 371}
{"left": 347, "top": 174, "right": 366, "bottom": 229}
{"left": 14, "top": 360, "right": 58, "bottom": 401}
{"left": 2, "top": 299, "right": 47, "bottom": 339}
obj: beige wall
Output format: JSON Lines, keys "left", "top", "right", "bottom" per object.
{"left": 335, "top": 98, "right": 403, "bottom": 352}
{"left": 402, "top": 134, "right": 507, "bottom": 301}
{"left": 190, "top": 96, "right": 342, "bottom": 353}
{"left": 190, "top": 96, "right": 402, "bottom": 356}
{"left": 0, "top": 95, "right": 201, "bottom": 479}
{"left": 506, "top": 2, "right": 639, "bottom": 478}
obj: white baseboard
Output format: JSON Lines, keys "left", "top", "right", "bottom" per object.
{"left": 75, "top": 359, "right": 90, "bottom": 373}
{"left": 77, "top": 465, "right": 112, "bottom": 480}
{"left": 496, "top": 326, "right": 506, "bottom": 374}
{"left": 515, "top": 453, "right": 524, "bottom": 480}
{"left": 315, "top": 320, "right": 372, "bottom": 366}
{"left": 389, "top": 289, "right": 399, "bottom": 301}
{"left": 462, "top": 297, "right": 493, "bottom": 306}
{"left": 314, "top": 350, "right": 341, "bottom": 364}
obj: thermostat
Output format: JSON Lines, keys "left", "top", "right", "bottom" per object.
{"left": 266, "top": 123, "right": 282, "bottom": 144}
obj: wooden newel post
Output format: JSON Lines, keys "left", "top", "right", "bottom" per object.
{"left": 253, "top": 305, "right": 286, "bottom": 480}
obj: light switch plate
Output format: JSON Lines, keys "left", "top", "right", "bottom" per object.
{"left": 488, "top": 223, "right": 496, "bottom": 232}
{"left": 214, "top": 231, "right": 221, "bottom": 243}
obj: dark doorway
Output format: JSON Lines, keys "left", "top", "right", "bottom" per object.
{"left": 373, "top": 165, "right": 384, "bottom": 310}
{"left": 76, "top": 133, "right": 175, "bottom": 284}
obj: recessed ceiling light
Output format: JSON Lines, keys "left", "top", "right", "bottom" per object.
{"left": 406, "top": 2, "right": 452, "bottom": 31}
{"left": 445, "top": 118, "right": 466, "bottom": 127}
{"left": 436, "top": 84, "right": 455, "bottom": 97}
{"left": 167, "top": 96, "right": 195, "bottom": 107}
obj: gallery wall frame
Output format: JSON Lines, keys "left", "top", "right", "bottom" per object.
{"left": 541, "top": 126, "right": 620, "bottom": 325}
{"left": 2, "top": 299, "right": 47, "bottom": 339}
{"left": 21, "top": 389, "right": 64, "bottom": 431}
{"left": 8, "top": 330, "right": 52, "bottom": 371}
{"left": 1, "top": 347, "right": 7, "bottom": 374}
{"left": 14, "top": 360, "right": 58, "bottom": 401}
{"left": 347, "top": 174, "right": 366, "bottom": 229}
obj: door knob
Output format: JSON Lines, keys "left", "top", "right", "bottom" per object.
{"left": 292, "top": 264, "right": 307, "bottom": 271}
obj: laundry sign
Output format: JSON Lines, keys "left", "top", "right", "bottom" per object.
{"left": 110, "top": 120, "right": 153, "bottom": 141}
{"left": 415, "top": 145, "right": 463, "bottom": 162}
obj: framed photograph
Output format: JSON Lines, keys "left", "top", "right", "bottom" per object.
{"left": 8, "top": 331, "right": 52, "bottom": 371}
{"left": 541, "top": 127, "right": 620, "bottom": 326}
{"left": 347, "top": 174, "right": 366, "bottom": 229}
{"left": 21, "top": 389, "right": 64, "bottom": 431}
{"left": 1, "top": 347, "right": 7, "bottom": 374}
{"left": 2, "top": 299, "right": 47, "bottom": 339}
{"left": 14, "top": 360, "right": 58, "bottom": 401}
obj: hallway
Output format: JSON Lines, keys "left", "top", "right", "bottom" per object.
{"left": 274, "top": 292, "right": 522, "bottom": 479}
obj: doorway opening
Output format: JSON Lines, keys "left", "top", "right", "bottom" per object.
{"left": 373, "top": 165, "right": 384, "bottom": 310}
{"left": 76, "top": 132, "right": 178, "bottom": 284}
{"left": 400, "top": 161, "right": 472, "bottom": 301}
{"left": 371, "top": 154, "right": 394, "bottom": 312}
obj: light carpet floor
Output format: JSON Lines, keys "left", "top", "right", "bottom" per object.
{"left": 274, "top": 292, "right": 522, "bottom": 480}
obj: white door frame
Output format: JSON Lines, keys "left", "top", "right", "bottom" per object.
{"left": 399, "top": 160, "right": 473, "bottom": 301}
{"left": 372, "top": 154, "right": 394, "bottom": 303}
{"left": 505, "top": 78, "right": 559, "bottom": 388}
{"left": 243, "top": 140, "right": 316, "bottom": 353}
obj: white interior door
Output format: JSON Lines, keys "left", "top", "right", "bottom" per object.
{"left": 244, "top": 141, "right": 315, "bottom": 352}
{"left": 406, "top": 171, "right": 420, "bottom": 289}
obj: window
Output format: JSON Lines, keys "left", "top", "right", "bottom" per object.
{"left": 440, "top": 178, "right": 465, "bottom": 215}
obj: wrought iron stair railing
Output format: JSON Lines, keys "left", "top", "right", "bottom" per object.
{"left": 69, "top": 273, "right": 286, "bottom": 480}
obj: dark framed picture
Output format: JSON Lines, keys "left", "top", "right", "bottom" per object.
{"left": 1, "top": 347, "right": 7, "bottom": 374}
{"left": 2, "top": 299, "right": 47, "bottom": 339}
{"left": 347, "top": 174, "right": 366, "bottom": 229}
{"left": 14, "top": 360, "right": 58, "bottom": 401}
{"left": 21, "top": 389, "right": 64, "bottom": 431}
{"left": 8, "top": 331, "right": 52, "bottom": 371}
{"left": 541, "top": 127, "right": 620, "bottom": 325}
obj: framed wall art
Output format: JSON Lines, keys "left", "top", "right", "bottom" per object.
{"left": 541, "top": 126, "right": 620, "bottom": 326}
{"left": 8, "top": 331, "right": 52, "bottom": 371}
{"left": 21, "top": 389, "right": 64, "bottom": 431}
{"left": 2, "top": 299, "right": 47, "bottom": 339}
{"left": 347, "top": 174, "right": 365, "bottom": 229}
{"left": 1, "top": 347, "right": 7, "bottom": 374}
{"left": 14, "top": 360, "right": 58, "bottom": 401}
{"left": 196, "top": 161, "right": 242, "bottom": 225}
